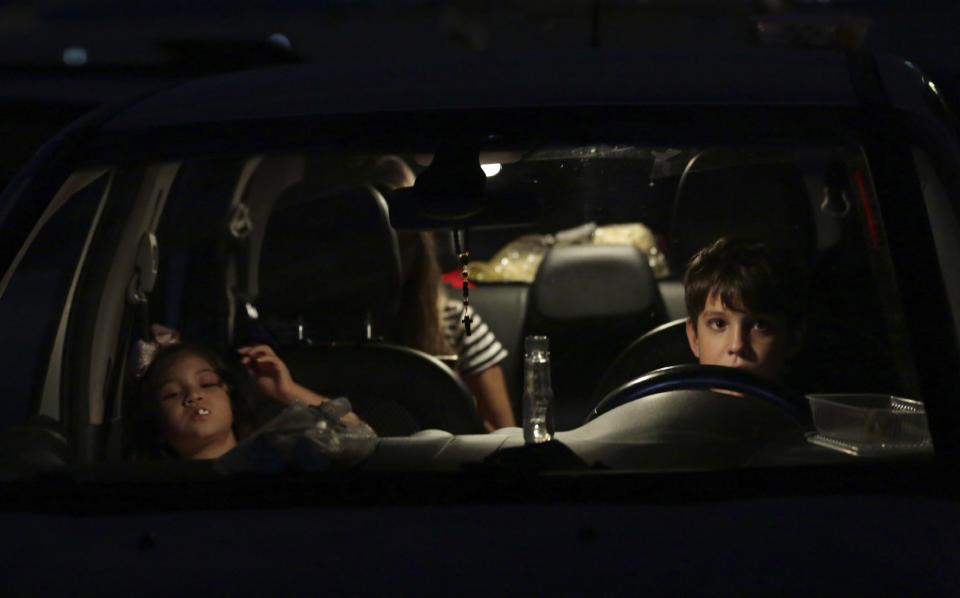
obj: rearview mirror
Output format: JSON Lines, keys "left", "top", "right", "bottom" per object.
{"left": 385, "top": 144, "right": 541, "bottom": 230}
{"left": 387, "top": 185, "right": 542, "bottom": 230}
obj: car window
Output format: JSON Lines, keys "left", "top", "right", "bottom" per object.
{"left": 0, "top": 171, "right": 109, "bottom": 427}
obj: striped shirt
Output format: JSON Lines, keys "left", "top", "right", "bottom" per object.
{"left": 441, "top": 298, "right": 508, "bottom": 377}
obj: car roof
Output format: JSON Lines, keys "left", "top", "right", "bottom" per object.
{"left": 102, "top": 48, "right": 865, "bottom": 131}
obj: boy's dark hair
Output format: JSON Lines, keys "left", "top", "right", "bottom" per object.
{"left": 128, "top": 341, "right": 258, "bottom": 460}
{"left": 684, "top": 237, "right": 808, "bottom": 329}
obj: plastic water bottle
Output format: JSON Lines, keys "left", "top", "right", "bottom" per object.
{"left": 523, "top": 335, "right": 555, "bottom": 444}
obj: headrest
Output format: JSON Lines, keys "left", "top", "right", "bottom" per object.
{"left": 256, "top": 185, "right": 401, "bottom": 323}
{"left": 529, "top": 244, "right": 661, "bottom": 322}
{"left": 670, "top": 152, "right": 816, "bottom": 273}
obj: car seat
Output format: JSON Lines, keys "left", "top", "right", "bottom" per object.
{"left": 465, "top": 280, "right": 529, "bottom": 418}
{"left": 676, "top": 151, "right": 906, "bottom": 395}
{"left": 668, "top": 150, "right": 818, "bottom": 272}
{"left": 591, "top": 151, "right": 818, "bottom": 405}
{"left": 525, "top": 243, "right": 668, "bottom": 430}
{"left": 255, "top": 184, "right": 484, "bottom": 435}
{"left": 595, "top": 148, "right": 906, "bottom": 403}
{"left": 256, "top": 184, "right": 403, "bottom": 339}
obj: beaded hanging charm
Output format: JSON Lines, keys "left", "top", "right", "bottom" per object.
{"left": 452, "top": 228, "right": 473, "bottom": 336}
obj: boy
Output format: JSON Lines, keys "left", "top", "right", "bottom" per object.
{"left": 684, "top": 237, "right": 807, "bottom": 382}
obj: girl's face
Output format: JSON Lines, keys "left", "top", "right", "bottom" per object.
{"left": 156, "top": 352, "right": 237, "bottom": 459}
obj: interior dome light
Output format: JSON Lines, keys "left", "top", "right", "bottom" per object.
{"left": 481, "top": 163, "right": 502, "bottom": 177}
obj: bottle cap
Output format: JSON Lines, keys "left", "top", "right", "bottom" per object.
{"left": 525, "top": 334, "right": 549, "bottom": 353}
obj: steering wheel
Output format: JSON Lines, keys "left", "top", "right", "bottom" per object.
{"left": 586, "top": 364, "right": 812, "bottom": 426}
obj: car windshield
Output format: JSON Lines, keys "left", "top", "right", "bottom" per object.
{"left": 0, "top": 133, "right": 939, "bottom": 478}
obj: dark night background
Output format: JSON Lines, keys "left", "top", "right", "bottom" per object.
{"left": 0, "top": 0, "right": 958, "bottom": 193}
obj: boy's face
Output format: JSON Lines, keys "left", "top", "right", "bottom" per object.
{"left": 686, "top": 292, "right": 800, "bottom": 381}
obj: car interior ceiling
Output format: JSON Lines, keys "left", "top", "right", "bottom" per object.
{"left": 41, "top": 142, "right": 920, "bottom": 465}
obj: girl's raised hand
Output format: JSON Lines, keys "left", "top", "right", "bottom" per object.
{"left": 237, "top": 345, "right": 295, "bottom": 404}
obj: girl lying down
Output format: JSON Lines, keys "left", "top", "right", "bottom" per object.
{"left": 130, "top": 338, "right": 376, "bottom": 468}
